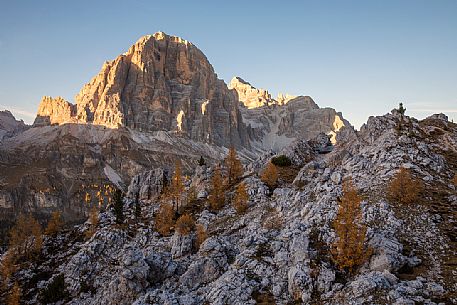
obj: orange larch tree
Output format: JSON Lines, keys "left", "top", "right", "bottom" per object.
{"left": 45, "top": 211, "right": 64, "bottom": 236}
{"left": 261, "top": 162, "right": 278, "bottom": 189}
{"left": 171, "top": 159, "right": 184, "bottom": 211}
{"left": 332, "top": 179, "right": 372, "bottom": 273}
{"left": 225, "top": 146, "right": 243, "bottom": 185}
{"left": 195, "top": 224, "right": 208, "bottom": 249}
{"left": 233, "top": 182, "right": 249, "bottom": 214}
{"left": 209, "top": 166, "right": 225, "bottom": 211}
{"left": 155, "top": 203, "right": 174, "bottom": 236}
{"left": 7, "top": 281, "right": 21, "bottom": 305}
{"left": 387, "top": 167, "right": 423, "bottom": 204}
{"left": 9, "top": 214, "right": 42, "bottom": 259}
{"left": 85, "top": 205, "right": 99, "bottom": 238}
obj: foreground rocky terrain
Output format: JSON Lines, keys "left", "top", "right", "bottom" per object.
{"left": 0, "top": 32, "right": 346, "bottom": 236}
{"left": 1, "top": 109, "right": 456, "bottom": 304}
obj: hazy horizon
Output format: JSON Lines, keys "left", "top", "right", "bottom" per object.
{"left": 1, "top": 0, "right": 456, "bottom": 128}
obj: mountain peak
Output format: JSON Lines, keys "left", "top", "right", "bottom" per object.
{"left": 228, "top": 76, "right": 274, "bottom": 109}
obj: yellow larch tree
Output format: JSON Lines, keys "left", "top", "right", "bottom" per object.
{"left": 187, "top": 185, "right": 198, "bottom": 207}
{"left": 332, "top": 179, "right": 372, "bottom": 273}
{"left": 85, "top": 205, "right": 99, "bottom": 238}
{"left": 209, "top": 166, "right": 225, "bottom": 211}
{"left": 171, "top": 159, "right": 184, "bottom": 211}
{"left": 84, "top": 192, "right": 91, "bottom": 204}
{"left": 9, "top": 214, "right": 42, "bottom": 259}
{"left": 225, "top": 146, "right": 243, "bottom": 185}
{"left": 45, "top": 211, "right": 64, "bottom": 236}
{"left": 261, "top": 162, "right": 278, "bottom": 189}
{"left": 387, "top": 167, "right": 423, "bottom": 204}
{"left": 6, "top": 281, "right": 21, "bottom": 305}
{"left": 233, "top": 182, "right": 249, "bottom": 214}
{"left": 195, "top": 224, "right": 208, "bottom": 249}
{"left": 155, "top": 203, "right": 175, "bottom": 236}
{"left": 1, "top": 251, "right": 17, "bottom": 283}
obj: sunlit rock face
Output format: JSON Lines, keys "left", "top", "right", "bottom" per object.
{"left": 35, "top": 32, "right": 249, "bottom": 148}
{"left": 0, "top": 32, "right": 351, "bottom": 232}
{"left": 228, "top": 76, "right": 275, "bottom": 109}
{"left": 32, "top": 32, "right": 350, "bottom": 151}
{"left": 34, "top": 96, "right": 76, "bottom": 126}
{"left": 230, "top": 76, "right": 350, "bottom": 150}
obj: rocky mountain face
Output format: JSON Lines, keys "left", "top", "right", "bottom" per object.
{"left": 228, "top": 77, "right": 277, "bottom": 109}
{"left": 0, "top": 32, "right": 348, "bottom": 230}
{"left": 229, "top": 75, "right": 348, "bottom": 150}
{"left": 0, "top": 110, "right": 28, "bottom": 142}
{"left": 2, "top": 111, "right": 456, "bottom": 304}
{"left": 34, "top": 32, "right": 249, "bottom": 148}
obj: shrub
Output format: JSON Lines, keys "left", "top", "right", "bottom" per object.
{"left": 196, "top": 224, "right": 208, "bottom": 248}
{"left": 262, "top": 207, "right": 283, "bottom": 230}
{"left": 271, "top": 155, "right": 292, "bottom": 167}
{"left": 155, "top": 203, "right": 174, "bottom": 236}
{"left": 332, "top": 180, "right": 372, "bottom": 273}
{"left": 233, "top": 182, "right": 249, "bottom": 214}
{"left": 260, "top": 162, "right": 278, "bottom": 189}
{"left": 39, "top": 274, "right": 69, "bottom": 304}
{"left": 387, "top": 167, "right": 423, "bottom": 204}
{"left": 45, "top": 211, "right": 63, "bottom": 236}
{"left": 175, "top": 214, "right": 195, "bottom": 236}
{"left": 453, "top": 174, "right": 457, "bottom": 186}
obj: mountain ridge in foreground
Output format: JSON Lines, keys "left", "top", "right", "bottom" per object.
{"left": 0, "top": 32, "right": 456, "bottom": 305}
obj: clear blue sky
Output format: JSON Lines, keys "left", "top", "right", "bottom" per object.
{"left": 0, "top": 0, "right": 456, "bottom": 128}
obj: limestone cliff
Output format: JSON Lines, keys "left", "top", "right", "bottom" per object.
{"left": 34, "top": 32, "right": 249, "bottom": 148}
{"left": 228, "top": 76, "right": 275, "bottom": 108}
{"left": 230, "top": 78, "right": 348, "bottom": 149}
{"left": 34, "top": 96, "right": 76, "bottom": 126}
{"left": 0, "top": 110, "right": 28, "bottom": 141}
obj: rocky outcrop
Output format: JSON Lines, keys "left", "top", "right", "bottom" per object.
{"left": 239, "top": 93, "right": 349, "bottom": 150}
{"left": 2, "top": 110, "right": 456, "bottom": 304}
{"left": 0, "top": 110, "right": 28, "bottom": 141}
{"left": 127, "top": 168, "right": 170, "bottom": 201}
{"left": 31, "top": 34, "right": 350, "bottom": 151}
{"left": 34, "top": 32, "right": 249, "bottom": 148}
{"left": 228, "top": 76, "right": 275, "bottom": 109}
{"left": 33, "top": 96, "right": 76, "bottom": 126}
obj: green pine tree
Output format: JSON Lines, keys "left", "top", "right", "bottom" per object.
{"left": 398, "top": 102, "right": 406, "bottom": 118}
{"left": 134, "top": 193, "right": 141, "bottom": 220}
{"left": 113, "top": 189, "right": 124, "bottom": 224}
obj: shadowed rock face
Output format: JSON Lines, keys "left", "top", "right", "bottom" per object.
{"left": 0, "top": 110, "right": 28, "bottom": 141}
{"left": 35, "top": 32, "right": 250, "bottom": 148}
